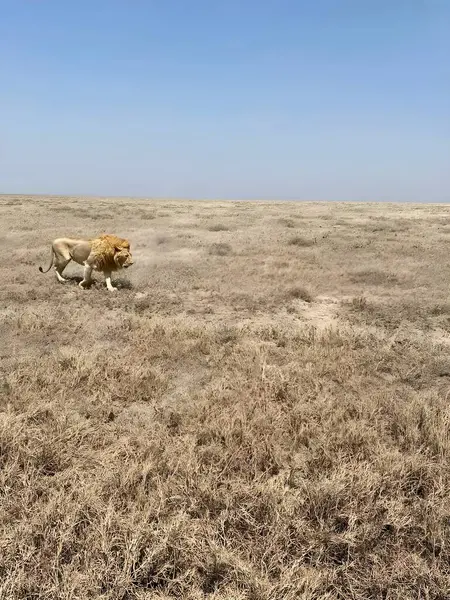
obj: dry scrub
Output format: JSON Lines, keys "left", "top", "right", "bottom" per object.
{"left": 0, "top": 196, "right": 450, "bottom": 599}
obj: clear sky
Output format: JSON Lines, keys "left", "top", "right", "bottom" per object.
{"left": 1, "top": 1, "right": 449, "bottom": 201}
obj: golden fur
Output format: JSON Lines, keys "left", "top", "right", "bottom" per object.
{"left": 88, "top": 234, "right": 132, "bottom": 272}
{"left": 39, "top": 233, "right": 134, "bottom": 291}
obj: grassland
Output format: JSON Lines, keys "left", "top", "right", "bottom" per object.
{"left": 0, "top": 195, "right": 450, "bottom": 599}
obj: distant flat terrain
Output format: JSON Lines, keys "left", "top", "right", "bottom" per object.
{"left": 1, "top": 194, "right": 450, "bottom": 598}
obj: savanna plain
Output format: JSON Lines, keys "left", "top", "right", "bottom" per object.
{"left": 1, "top": 195, "right": 450, "bottom": 600}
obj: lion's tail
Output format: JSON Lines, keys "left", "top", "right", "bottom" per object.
{"left": 39, "top": 245, "right": 54, "bottom": 273}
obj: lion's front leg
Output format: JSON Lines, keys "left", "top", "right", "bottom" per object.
{"left": 104, "top": 271, "right": 117, "bottom": 292}
{"left": 79, "top": 264, "right": 93, "bottom": 289}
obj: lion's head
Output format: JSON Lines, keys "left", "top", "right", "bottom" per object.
{"left": 113, "top": 245, "right": 134, "bottom": 269}
{"left": 89, "top": 234, "right": 134, "bottom": 272}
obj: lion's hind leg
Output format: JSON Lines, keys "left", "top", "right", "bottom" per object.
{"left": 79, "top": 264, "right": 93, "bottom": 289}
{"left": 53, "top": 246, "right": 72, "bottom": 283}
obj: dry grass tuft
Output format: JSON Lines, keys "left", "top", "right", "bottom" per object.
{"left": 1, "top": 195, "right": 450, "bottom": 599}
{"left": 349, "top": 268, "right": 400, "bottom": 285}
{"left": 288, "top": 235, "right": 315, "bottom": 247}
{"left": 208, "top": 223, "right": 230, "bottom": 232}
{"left": 156, "top": 234, "right": 169, "bottom": 245}
{"left": 138, "top": 209, "right": 157, "bottom": 220}
{"left": 209, "top": 242, "right": 232, "bottom": 256}
{"left": 278, "top": 217, "right": 296, "bottom": 228}
{"left": 348, "top": 295, "right": 368, "bottom": 311}
{"left": 286, "top": 285, "right": 314, "bottom": 303}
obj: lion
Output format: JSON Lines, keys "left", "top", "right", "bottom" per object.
{"left": 39, "top": 234, "right": 134, "bottom": 291}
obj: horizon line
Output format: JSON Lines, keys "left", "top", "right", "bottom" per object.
{"left": 1, "top": 192, "right": 449, "bottom": 205}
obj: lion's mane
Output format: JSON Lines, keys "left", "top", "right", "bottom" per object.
{"left": 88, "top": 234, "right": 131, "bottom": 272}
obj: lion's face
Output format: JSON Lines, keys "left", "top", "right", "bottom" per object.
{"left": 113, "top": 246, "right": 134, "bottom": 269}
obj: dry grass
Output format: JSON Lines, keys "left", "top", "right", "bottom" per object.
{"left": 278, "top": 217, "right": 297, "bottom": 228}
{"left": 208, "top": 223, "right": 230, "bottom": 232}
{"left": 288, "top": 235, "right": 316, "bottom": 247}
{"left": 1, "top": 195, "right": 450, "bottom": 599}
{"left": 286, "top": 286, "right": 314, "bottom": 303}
{"left": 209, "top": 242, "right": 233, "bottom": 256}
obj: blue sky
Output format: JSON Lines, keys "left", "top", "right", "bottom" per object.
{"left": 1, "top": 1, "right": 449, "bottom": 201}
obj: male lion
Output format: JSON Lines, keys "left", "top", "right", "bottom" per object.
{"left": 39, "top": 234, "right": 134, "bottom": 291}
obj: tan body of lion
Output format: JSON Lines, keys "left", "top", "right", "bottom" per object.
{"left": 39, "top": 234, "right": 133, "bottom": 291}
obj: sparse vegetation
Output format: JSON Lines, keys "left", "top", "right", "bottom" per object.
{"left": 349, "top": 268, "right": 400, "bottom": 285}
{"left": 278, "top": 217, "right": 296, "bottom": 228}
{"left": 1, "top": 195, "right": 450, "bottom": 599}
{"left": 138, "top": 210, "right": 157, "bottom": 220}
{"left": 288, "top": 235, "right": 315, "bottom": 247}
{"left": 208, "top": 223, "right": 230, "bottom": 232}
{"left": 286, "top": 285, "right": 314, "bottom": 303}
{"left": 156, "top": 234, "right": 169, "bottom": 245}
{"left": 349, "top": 295, "right": 368, "bottom": 311}
{"left": 209, "top": 242, "right": 232, "bottom": 255}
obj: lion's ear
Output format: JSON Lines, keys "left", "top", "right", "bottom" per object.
{"left": 114, "top": 246, "right": 121, "bottom": 253}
